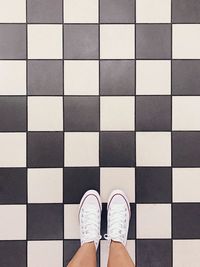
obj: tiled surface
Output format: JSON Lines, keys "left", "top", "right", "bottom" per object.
{"left": 0, "top": 1, "right": 200, "bottom": 267}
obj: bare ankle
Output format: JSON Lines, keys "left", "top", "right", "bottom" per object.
{"left": 81, "top": 241, "right": 96, "bottom": 250}
{"left": 110, "top": 240, "right": 125, "bottom": 249}
{"left": 109, "top": 240, "right": 128, "bottom": 258}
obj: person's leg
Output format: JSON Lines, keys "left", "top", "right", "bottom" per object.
{"left": 107, "top": 241, "right": 135, "bottom": 267}
{"left": 67, "top": 242, "right": 96, "bottom": 267}
{"left": 105, "top": 190, "right": 136, "bottom": 267}
{"left": 66, "top": 190, "right": 102, "bottom": 267}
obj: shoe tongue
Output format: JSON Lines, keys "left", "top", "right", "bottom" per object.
{"left": 110, "top": 204, "right": 126, "bottom": 212}
{"left": 85, "top": 204, "right": 98, "bottom": 211}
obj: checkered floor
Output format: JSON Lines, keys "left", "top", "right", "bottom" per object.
{"left": 0, "top": 0, "right": 200, "bottom": 266}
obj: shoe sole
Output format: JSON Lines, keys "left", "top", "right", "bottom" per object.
{"left": 78, "top": 190, "right": 102, "bottom": 219}
{"left": 107, "top": 189, "right": 131, "bottom": 219}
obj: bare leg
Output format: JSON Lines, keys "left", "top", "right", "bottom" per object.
{"left": 67, "top": 242, "right": 96, "bottom": 267}
{"left": 107, "top": 241, "right": 135, "bottom": 267}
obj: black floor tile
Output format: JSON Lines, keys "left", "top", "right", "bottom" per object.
{"left": 100, "top": 132, "right": 135, "bottom": 167}
{"left": 136, "top": 167, "right": 172, "bottom": 203}
{"left": 172, "top": 132, "right": 200, "bottom": 167}
{"left": 128, "top": 204, "right": 136, "bottom": 239}
{"left": 0, "top": 241, "right": 26, "bottom": 267}
{"left": 137, "top": 239, "right": 172, "bottom": 267}
{"left": 0, "top": 168, "right": 26, "bottom": 204}
{"left": 172, "top": 60, "right": 200, "bottom": 95}
{"left": 100, "top": 60, "right": 135, "bottom": 96}
{"left": 64, "top": 25, "right": 99, "bottom": 59}
{"left": 136, "top": 96, "right": 171, "bottom": 131}
{"left": 28, "top": 60, "right": 63, "bottom": 95}
{"left": 0, "top": 24, "right": 26, "bottom": 59}
{"left": 64, "top": 167, "right": 100, "bottom": 204}
{"left": 136, "top": 24, "right": 171, "bottom": 59}
{"left": 28, "top": 132, "right": 64, "bottom": 168}
{"left": 0, "top": 97, "right": 26, "bottom": 131}
{"left": 173, "top": 203, "right": 200, "bottom": 238}
{"left": 172, "top": 0, "right": 200, "bottom": 23}
{"left": 28, "top": 204, "right": 63, "bottom": 240}
{"left": 64, "top": 240, "right": 80, "bottom": 267}
{"left": 27, "top": 0, "right": 63, "bottom": 23}
{"left": 100, "top": 0, "right": 135, "bottom": 23}
{"left": 64, "top": 96, "right": 99, "bottom": 131}
{"left": 101, "top": 203, "right": 107, "bottom": 239}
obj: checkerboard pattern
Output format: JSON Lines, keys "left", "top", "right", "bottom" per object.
{"left": 0, "top": 0, "right": 200, "bottom": 266}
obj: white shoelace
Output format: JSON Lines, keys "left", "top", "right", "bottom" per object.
{"left": 81, "top": 205, "right": 101, "bottom": 243}
{"left": 104, "top": 205, "right": 127, "bottom": 242}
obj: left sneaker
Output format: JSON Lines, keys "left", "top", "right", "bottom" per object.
{"left": 79, "top": 190, "right": 102, "bottom": 250}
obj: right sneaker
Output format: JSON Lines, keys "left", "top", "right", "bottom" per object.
{"left": 79, "top": 190, "right": 102, "bottom": 250}
{"left": 104, "top": 190, "right": 131, "bottom": 246}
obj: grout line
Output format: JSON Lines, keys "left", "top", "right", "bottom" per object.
{"left": 2, "top": 94, "right": 200, "bottom": 97}
{"left": 171, "top": 0, "right": 173, "bottom": 265}
{"left": 25, "top": 1, "right": 28, "bottom": 266}
{"left": 134, "top": 0, "right": 137, "bottom": 264}
{"left": 3, "top": 165, "right": 200, "bottom": 169}
{"left": 0, "top": 237, "right": 200, "bottom": 242}
{"left": 62, "top": 1, "right": 65, "bottom": 266}
{"left": 0, "top": 201, "right": 200, "bottom": 206}
{"left": 0, "top": 22, "right": 200, "bottom": 25}
{"left": 2, "top": 58, "right": 200, "bottom": 61}
{"left": 98, "top": 0, "right": 101, "bottom": 265}
{"left": 3, "top": 130, "right": 200, "bottom": 133}
{"left": 2, "top": 201, "right": 200, "bottom": 205}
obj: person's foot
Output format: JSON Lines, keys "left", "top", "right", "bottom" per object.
{"left": 79, "top": 190, "right": 102, "bottom": 250}
{"left": 104, "top": 190, "right": 131, "bottom": 246}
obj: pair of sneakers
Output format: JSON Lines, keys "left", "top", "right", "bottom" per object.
{"left": 79, "top": 189, "right": 131, "bottom": 250}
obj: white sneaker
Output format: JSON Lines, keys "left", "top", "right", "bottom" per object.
{"left": 104, "top": 190, "right": 131, "bottom": 246}
{"left": 79, "top": 190, "right": 102, "bottom": 250}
